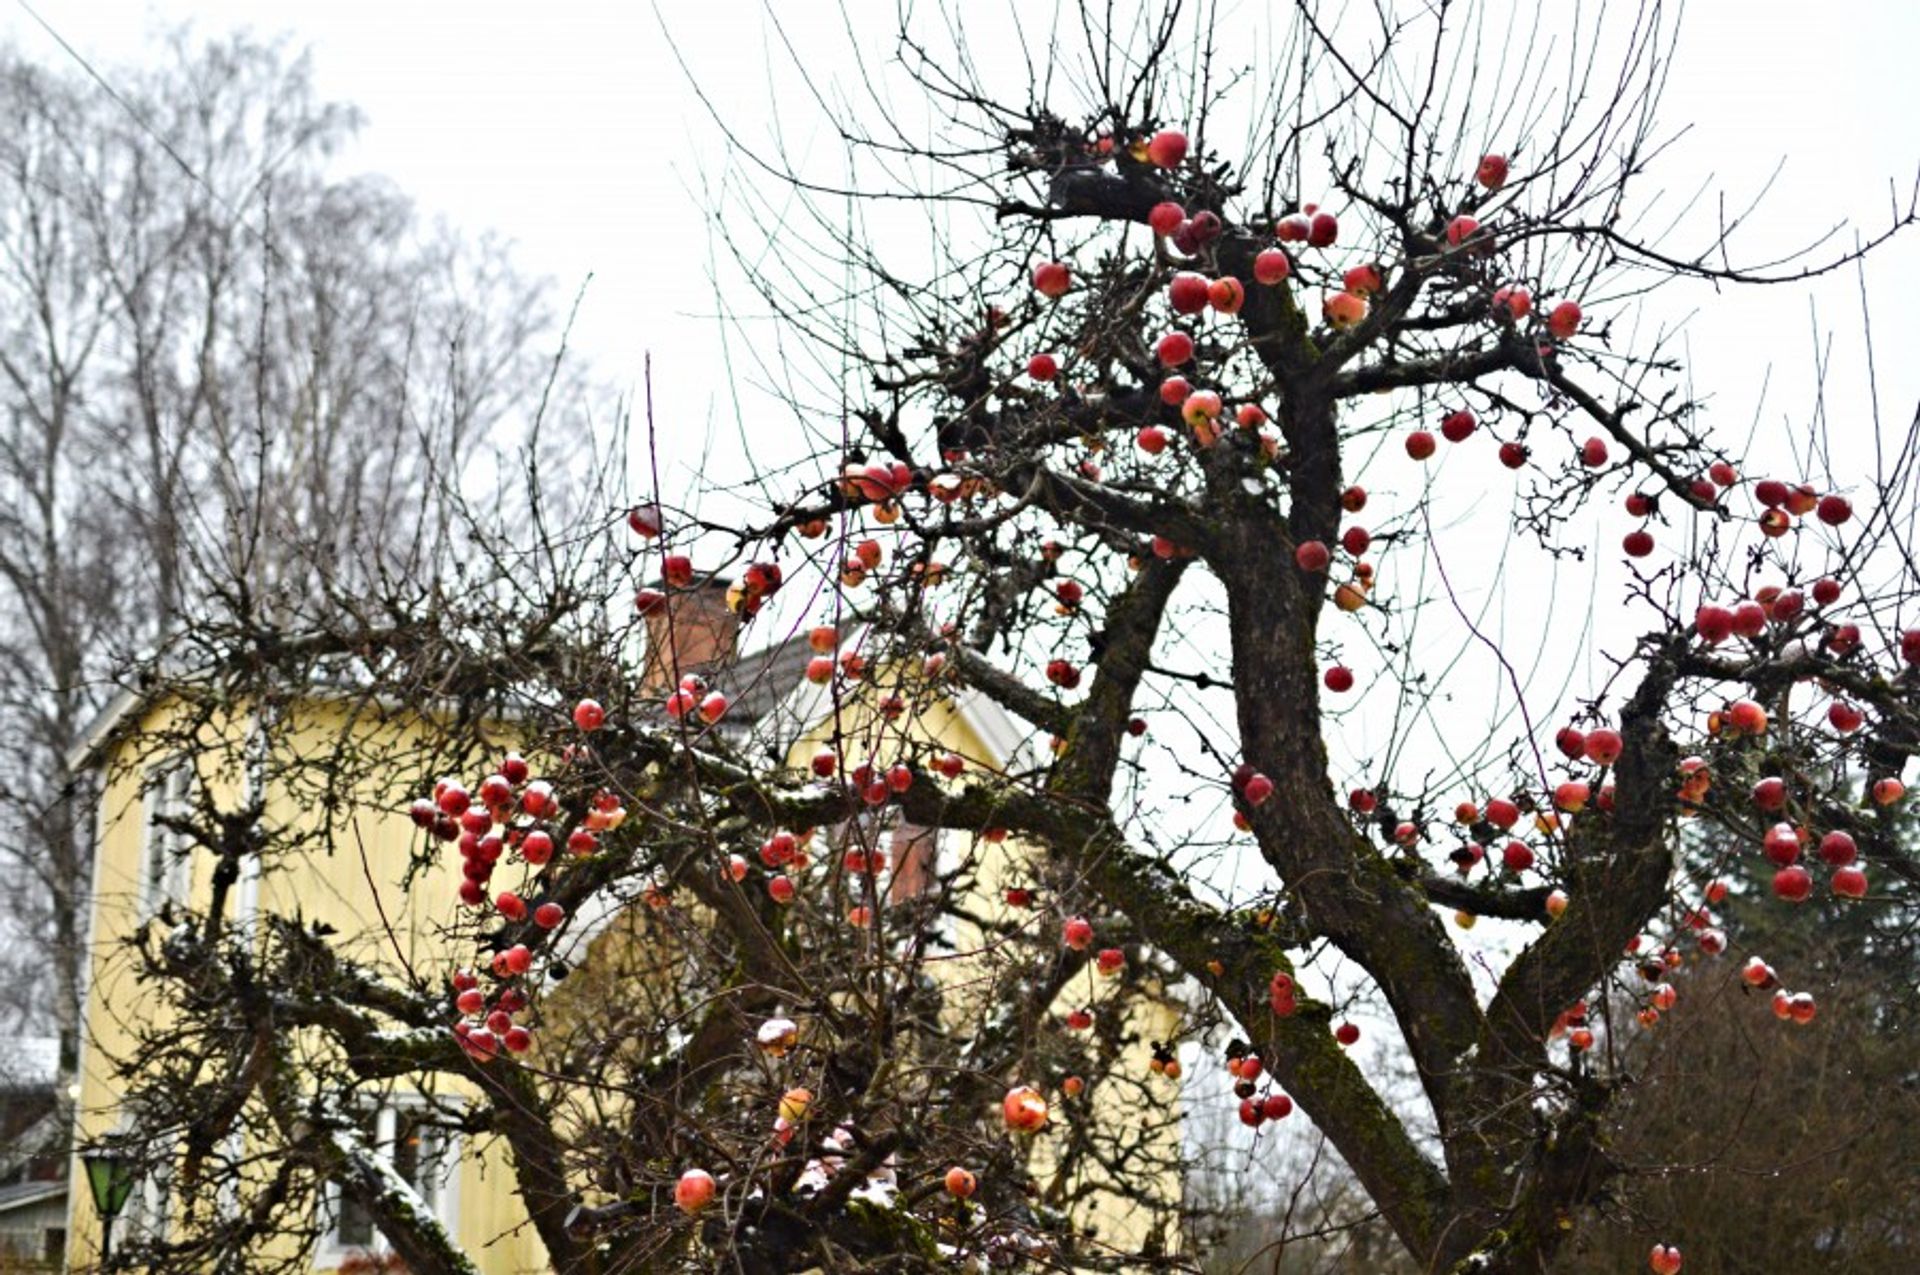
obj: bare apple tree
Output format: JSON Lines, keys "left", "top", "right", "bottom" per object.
{"left": 676, "top": 0, "right": 1920, "bottom": 1269}
{"left": 76, "top": 2, "right": 1920, "bottom": 1273}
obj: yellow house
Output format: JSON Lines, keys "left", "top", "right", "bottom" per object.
{"left": 63, "top": 585, "right": 1188, "bottom": 1271}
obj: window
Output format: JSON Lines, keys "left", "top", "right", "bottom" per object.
{"left": 320, "top": 1098, "right": 458, "bottom": 1262}
{"left": 140, "top": 763, "right": 194, "bottom": 916}
{"left": 118, "top": 1138, "right": 177, "bottom": 1247}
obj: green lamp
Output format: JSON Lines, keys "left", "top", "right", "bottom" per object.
{"left": 81, "top": 1150, "right": 137, "bottom": 1265}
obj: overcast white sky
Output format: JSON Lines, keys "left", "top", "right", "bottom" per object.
{"left": 13, "top": 1, "right": 1918, "bottom": 467}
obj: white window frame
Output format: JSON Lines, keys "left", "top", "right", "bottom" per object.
{"left": 138, "top": 762, "right": 195, "bottom": 918}
{"left": 110, "top": 1127, "right": 177, "bottom": 1250}
{"left": 315, "top": 1095, "right": 462, "bottom": 1268}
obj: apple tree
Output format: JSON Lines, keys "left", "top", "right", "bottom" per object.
{"left": 679, "top": 0, "right": 1920, "bottom": 1269}
{"left": 86, "top": 3, "right": 1920, "bottom": 1274}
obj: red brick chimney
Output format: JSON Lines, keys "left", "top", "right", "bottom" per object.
{"left": 641, "top": 576, "right": 740, "bottom": 691}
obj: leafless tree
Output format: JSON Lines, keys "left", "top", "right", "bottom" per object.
{"left": 0, "top": 30, "right": 579, "bottom": 1078}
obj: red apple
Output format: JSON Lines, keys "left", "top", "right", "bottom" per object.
{"left": 1333, "top": 1022, "right": 1360, "bottom": 1046}
{"left": 1491, "top": 284, "right": 1532, "bottom": 322}
{"left": 1155, "top": 331, "right": 1195, "bottom": 367}
{"left": 1168, "top": 272, "right": 1210, "bottom": 314}
{"left": 1323, "top": 290, "right": 1367, "bottom": 328}
{"left": 1772, "top": 864, "right": 1812, "bottom": 902}
{"left": 1554, "top": 781, "right": 1590, "bottom": 813}
{"left": 1208, "top": 277, "right": 1246, "bottom": 314}
{"left": 1032, "top": 261, "right": 1071, "bottom": 298}
{"left": 1548, "top": 301, "right": 1582, "bottom": 339}
{"left": 1580, "top": 437, "right": 1609, "bottom": 468}
{"left": 944, "top": 1166, "right": 977, "bottom": 1198}
{"left": 436, "top": 781, "right": 471, "bottom": 817}
{"left": 675, "top": 1168, "right": 716, "bottom": 1213}
{"left": 1762, "top": 822, "right": 1802, "bottom": 866}
{"left": 1342, "top": 264, "right": 1383, "bottom": 295}
{"left": 1406, "top": 430, "right": 1437, "bottom": 460}
{"left": 1476, "top": 154, "right": 1509, "bottom": 189}
{"left": 1584, "top": 729, "right": 1623, "bottom": 766}
{"left": 1440, "top": 409, "right": 1477, "bottom": 442}
{"left": 1294, "top": 540, "right": 1331, "bottom": 571}
{"left": 1146, "top": 130, "right": 1189, "bottom": 168}
{"left": 1148, "top": 201, "right": 1186, "bottom": 235}
{"left": 1694, "top": 604, "right": 1734, "bottom": 644}
{"left": 627, "top": 503, "right": 664, "bottom": 538}
{"left": 1027, "top": 353, "right": 1059, "bottom": 381}
{"left": 1832, "top": 865, "right": 1868, "bottom": 899}
{"left": 1002, "top": 1085, "right": 1050, "bottom": 1132}
{"left": 1727, "top": 699, "right": 1767, "bottom": 735}
{"left": 1254, "top": 248, "right": 1292, "bottom": 284}
{"left": 1324, "top": 665, "right": 1354, "bottom": 693}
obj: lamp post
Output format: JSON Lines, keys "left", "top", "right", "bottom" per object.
{"left": 81, "top": 1151, "right": 136, "bottom": 1268}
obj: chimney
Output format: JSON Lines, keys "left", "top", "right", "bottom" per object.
{"left": 641, "top": 576, "right": 740, "bottom": 691}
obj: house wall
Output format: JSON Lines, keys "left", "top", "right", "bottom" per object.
{"left": 65, "top": 698, "right": 546, "bottom": 1274}
{"left": 67, "top": 681, "right": 1186, "bottom": 1268}
{"left": 0, "top": 1192, "right": 67, "bottom": 1266}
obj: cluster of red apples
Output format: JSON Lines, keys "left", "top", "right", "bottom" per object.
{"left": 411, "top": 750, "right": 629, "bottom": 1060}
